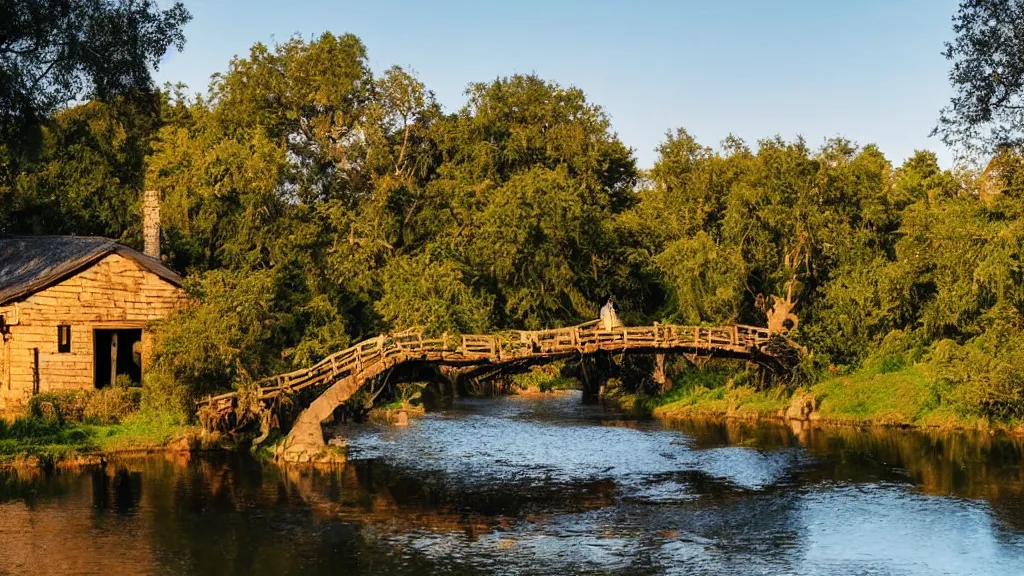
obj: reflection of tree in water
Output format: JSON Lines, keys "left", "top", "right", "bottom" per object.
{"left": 665, "top": 417, "right": 1024, "bottom": 532}
{"left": 90, "top": 467, "right": 143, "bottom": 514}
{"left": 799, "top": 427, "right": 1024, "bottom": 531}
{"left": 279, "top": 459, "right": 620, "bottom": 537}
{"left": 0, "top": 454, "right": 618, "bottom": 574}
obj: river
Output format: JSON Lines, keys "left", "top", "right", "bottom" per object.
{"left": 2, "top": 391, "right": 1024, "bottom": 575}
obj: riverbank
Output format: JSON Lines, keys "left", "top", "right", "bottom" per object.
{"left": 0, "top": 414, "right": 219, "bottom": 470}
{"left": 651, "top": 365, "right": 1024, "bottom": 435}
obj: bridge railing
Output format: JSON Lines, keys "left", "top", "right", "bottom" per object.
{"left": 198, "top": 321, "right": 776, "bottom": 412}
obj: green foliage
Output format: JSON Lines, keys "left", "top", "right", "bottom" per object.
{"left": 926, "top": 307, "right": 1024, "bottom": 419}
{"left": 653, "top": 367, "right": 790, "bottom": 420}
{"left": 83, "top": 386, "right": 142, "bottom": 424}
{"left": 935, "top": 0, "right": 1024, "bottom": 154}
{"left": 656, "top": 365, "right": 737, "bottom": 406}
{"left": 375, "top": 254, "right": 492, "bottom": 335}
{"left": 26, "top": 386, "right": 141, "bottom": 426}
{"left": 4, "top": 97, "right": 164, "bottom": 237}
{"left": 28, "top": 391, "right": 90, "bottom": 424}
{"left": 12, "top": 22, "right": 1024, "bottom": 427}
{"left": 0, "top": 0, "right": 190, "bottom": 213}
{"left": 511, "top": 363, "right": 577, "bottom": 393}
{"left": 430, "top": 75, "right": 639, "bottom": 328}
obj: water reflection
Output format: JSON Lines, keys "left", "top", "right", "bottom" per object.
{"left": 0, "top": 394, "right": 1022, "bottom": 575}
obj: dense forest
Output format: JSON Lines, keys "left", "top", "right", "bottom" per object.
{"left": 6, "top": 1, "right": 1024, "bottom": 424}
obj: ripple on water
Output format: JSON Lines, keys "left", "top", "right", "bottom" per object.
{"left": 346, "top": 396, "right": 809, "bottom": 494}
{"left": 794, "top": 484, "right": 1024, "bottom": 576}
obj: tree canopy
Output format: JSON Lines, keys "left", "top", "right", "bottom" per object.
{"left": 0, "top": 0, "right": 190, "bottom": 231}
{"left": 935, "top": 0, "right": 1024, "bottom": 155}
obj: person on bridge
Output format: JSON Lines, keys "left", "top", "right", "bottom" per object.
{"left": 599, "top": 296, "right": 622, "bottom": 330}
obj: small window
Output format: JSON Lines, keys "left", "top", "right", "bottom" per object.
{"left": 57, "top": 325, "right": 72, "bottom": 353}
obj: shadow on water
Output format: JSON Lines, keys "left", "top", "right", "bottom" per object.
{"left": 1, "top": 392, "right": 1024, "bottom": 575}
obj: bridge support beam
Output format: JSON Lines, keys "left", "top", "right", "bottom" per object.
{"left": 653, "top": 354, "right": 669, "bottom": 393}
{"left": 276, "top": 373, "right": 366, "bottom": 463}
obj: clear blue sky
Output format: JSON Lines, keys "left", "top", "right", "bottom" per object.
{"left": 156, "top": 0, "right": 961, "bottom": 169}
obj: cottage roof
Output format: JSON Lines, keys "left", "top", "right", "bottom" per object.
{"left": 0, "top": 236, "right": 182, "bottom": 306}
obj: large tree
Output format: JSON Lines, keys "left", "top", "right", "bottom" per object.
{"left": 935, "top": 0, "right": 1024, "bottom": 155}
{"left": 427, "top": 75, "right": 639, "bottom": 329}
{"left": 4, "top": 97, "right": 160, "bottom": 237}
{"left": 0, "top": 0, "right": 189, "bottom": 164}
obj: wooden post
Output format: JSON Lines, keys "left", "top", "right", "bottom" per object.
{"left": 110, "top": 333, "right": 118, "bottom": 388}
{"left": 653, "top": 353, "right": 669, "bottom": 393}
{"left": 32, "top": 348, "right": 40, "bottom": 396}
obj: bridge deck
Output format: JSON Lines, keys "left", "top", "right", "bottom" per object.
{"left": 198, "top": 321, "right": 779, "bottom": 434}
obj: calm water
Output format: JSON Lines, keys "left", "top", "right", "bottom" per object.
{"left": 2, "top": 392, "right": 1024, "bottom": 575}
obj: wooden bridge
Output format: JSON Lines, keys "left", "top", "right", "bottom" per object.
{"left": 198, "top": 321, "right": 797, "bottom": 462}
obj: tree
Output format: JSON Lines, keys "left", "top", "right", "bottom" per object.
{"left": 935, "top": 0, "right": 1024, "bottom": 155}
{"left": 428, "top": 75, "right": 639, "bottom": 329}
{"left": 146, "top": 35, "right": 443, "bottom": 390}
{"left": 0, "top": 0, "right": 189, "bottom": 158}
{"left": 5, "top": 95, "right": 162, "bottom": 238}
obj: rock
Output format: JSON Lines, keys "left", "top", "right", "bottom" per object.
{"left": 394, "top": 411, "right": 409, "bottom": 427}
{"left": 166, "top": 434, "right": 197, "bottom": 453}
{"left": 786, "top": 391, "right": 817, "bottom": 421}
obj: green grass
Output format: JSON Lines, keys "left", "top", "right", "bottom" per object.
{"left": 0, "top": 412, "right": 191, "bottom": 465}
{"left": 650, "top": 363, "right": 998, "bottom": 431}
{"left": 808, "top": 364, "right": 995, "bottom": 429}
{"left": 650, "top": 365, "right": 788, "bottom": 420}
{"left": 91, "top": 413, "right": 193, "bottom": 452}
{"left": 809, "top": 365, "right": 940, "bottom": 425}
{"left": 654, "top": 384, "right": 790, "bottom": 420}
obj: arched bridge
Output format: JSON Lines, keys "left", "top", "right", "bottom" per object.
{"left": 198, "top": 321, "right": 799, "bottom": 462}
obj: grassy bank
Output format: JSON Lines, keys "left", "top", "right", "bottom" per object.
{"left": 0, "top": 387, "right": 202, "bottom": 468}
{"left": 653, "top": 363, "right": 1015, "bottom": 432}
{"left": 0, "top": 413, "right": 195, "bottom": 467}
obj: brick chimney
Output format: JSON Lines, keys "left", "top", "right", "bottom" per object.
{"left": 143, "top": 189, "right": 160, "bottom": 259}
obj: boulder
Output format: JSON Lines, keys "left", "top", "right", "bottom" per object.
{"left": 786, "top": 391, "right": 817, "bottom": 421}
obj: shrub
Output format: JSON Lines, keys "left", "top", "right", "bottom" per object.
{"left": 926, "top": 314, "right": 1024, "bottom": 420}
{"left": 25, "top": 385, "right": 143, "bottom": 426}
{"left": 27, "top": 391, "right": 90, "bottom": 424}
{"left": 84, "top": 387, "right": 142, "bottom": 424}
{"left": 139, "top": 369, "right": 191, "bottom": 423}
{"left": 862, "top": 330, "right": 927, "bottom": 375}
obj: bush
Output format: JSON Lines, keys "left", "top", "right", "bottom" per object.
{"left": 862, "top": 330, "right": 927, "bottom": 375}
{"left": 25, "top": 385, "right": 142, "bottom": 426}
{"left": 84, "top": 387, "right": 142, "bottom": 424}
{"left": 928, "top": 337, "right": 1024, "bottom": 420}
{"left": 139, "top": 369, "right": 192, "bottom": 424}
{"left": 925, "top": 310, "right": 1024, "bottom": 420}
{"left": 27, "top": 391, "right": 90, "bottom": 424}
{"left": 510, "top": 362, "right": 577, "bottom": 392}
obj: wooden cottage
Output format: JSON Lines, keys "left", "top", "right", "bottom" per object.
{"left": 0, "top": 196, "right": 184, "bottom": 409}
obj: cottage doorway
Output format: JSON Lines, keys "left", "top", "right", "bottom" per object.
{"left": 93, "top": 329, "right": 142, "bottom": 389}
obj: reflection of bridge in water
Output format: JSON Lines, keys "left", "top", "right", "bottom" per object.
{"left": 199, "top": 321, "right": 799, "bottom": 462}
